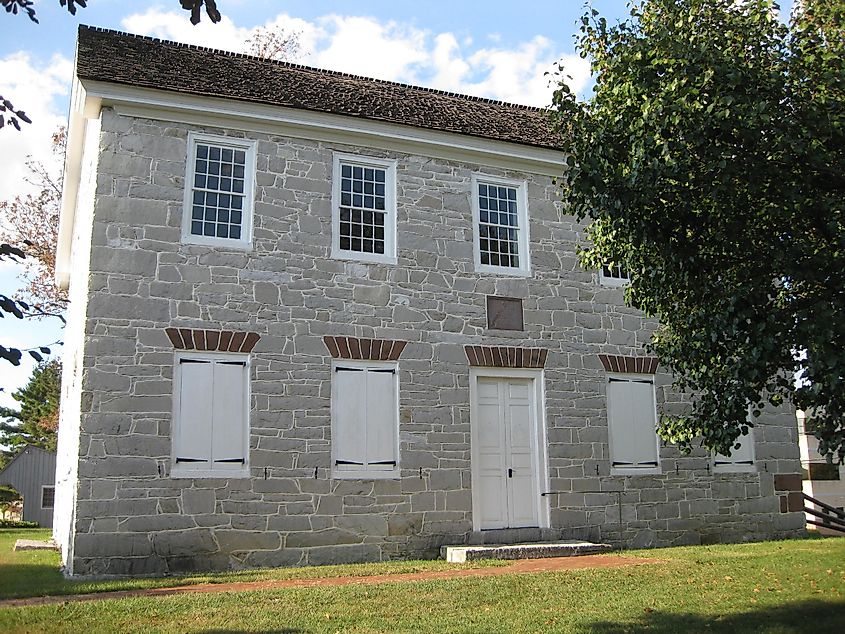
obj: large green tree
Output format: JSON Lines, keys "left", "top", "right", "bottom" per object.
{"left": 553, "top": 0, "right": 844, "bottom": 461}
{"left": 0, "top": 360, "right": 61, "bottom": 465}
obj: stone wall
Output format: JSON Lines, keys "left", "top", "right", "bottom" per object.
{"left": 62, "top": 108, "right": 804, "bottom": 576}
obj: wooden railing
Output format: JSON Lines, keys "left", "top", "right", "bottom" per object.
{"left": 803, "top": 493, "right": 845, "bottom": 534}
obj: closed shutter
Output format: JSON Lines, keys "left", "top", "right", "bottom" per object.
{"left": 628, "top": 380, "right": 659, "bottom": 468}
{"left": 334, "top": 367, "right": 367, "bottom": 470}
{"left": 715, "top": 429, "right": 755, "bottom": 469}
{"left": 175, "top": 359, "right": 214, "bottom": 468}
{"left": 608, "top": 378, "right": 659, "bottom": 470}
{"left": 365, "top": 368, "right": 397, "bottom": 470}
{"left": 211, "top": 360, "right": 248, "bottom": 470}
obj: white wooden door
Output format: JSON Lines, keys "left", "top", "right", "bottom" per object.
{"left": 474, "top": 377, "right": 539, "bottom": 529}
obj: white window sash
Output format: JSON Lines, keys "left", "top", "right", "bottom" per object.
{"left": 331, "top": 153, "right": 398, "bottom": 265}
{"left": 599, "top": 264, "right": 630, "bottom": 287}
{"left": 471, "top": 173, "right": 531, "bottom": 277}
{"left": 182, "top": 132, "right": 256, "bottom": 249}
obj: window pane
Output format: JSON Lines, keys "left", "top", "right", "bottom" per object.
{"left": 337, "top": 161, "right": 389, "bottom": 256}
{"left": 190, "top": 141, "right": 250, "bottom": 242}
{"left": 477, "top": 182, "right": 520, "bottom": 269}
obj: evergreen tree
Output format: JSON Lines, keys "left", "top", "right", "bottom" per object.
{"left": 0, "top": 360, "right": 61, "bottom": 465}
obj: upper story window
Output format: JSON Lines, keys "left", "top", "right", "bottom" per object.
{"left": 331, "top": 153, "right": 397, "bottom": 265}
{"left": 600, "top": 263, "right": 630, "bottom": 287}
{"left": 182, "top": 132, "right": 256, "bottom": 249}
{"left": 471, "top": 174, "right": 530, "bottom": 276}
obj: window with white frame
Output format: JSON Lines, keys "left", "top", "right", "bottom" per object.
{"left": 713, "top": 427, "right": 756, "bottom": 472}
{"left": 183, "top": 133, "right": 256, "bottom": 248}
{"left": 171, "top": 352, "right": 250, "bottom": 478}
{"left": 331, "top": 154, "right": 397, "bottom": 264}
{"left": 600, "top": 263, "right": 630, "bottom": 287}
{"left": 41, "top": 486, "right": 55, "bottom": 509}
{"left": 606, "top": 375, "right": 661, "bottom": 474}
{"left": 331, "top": 360, "right": 400, "bottom": 479}
{"left": 472, "top": 175, "right": 530, "bottom": 275}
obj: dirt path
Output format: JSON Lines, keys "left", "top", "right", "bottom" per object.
{"left": 1, "top": 555, "right": 656, "bottom": 609}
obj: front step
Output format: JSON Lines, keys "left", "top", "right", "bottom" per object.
{"left": 441, "top": 540, "right": 613, "bottom": 563}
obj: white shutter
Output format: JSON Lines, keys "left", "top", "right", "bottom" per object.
{"left": 607, "top": 378, "right": 659, "bottom": 472}
{"left": 715, "top": 428, "right": 755, "bottom": 470}
{"left": 175, "top": 359, "right": 213, "bottom": 468}
{"left": 365, "top": 368, "right": 397, "bottom": 470}
{"left": 334, "top": 367, "right": 367, "bottom": 471}
{"left": 628, "top": 380, "right": 659, "bottom": 468}
{"left": 211, "top": 360, "right": 248, "bottom": 471}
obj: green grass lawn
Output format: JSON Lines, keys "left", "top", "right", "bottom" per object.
{"left": 0, "top": 529, "right": 843, "bottom": 633}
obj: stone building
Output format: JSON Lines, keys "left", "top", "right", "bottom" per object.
{"left": 54, "top": 26, "right": 805, "bottom": 577}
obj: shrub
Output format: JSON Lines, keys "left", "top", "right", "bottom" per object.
{"left": 0, "top": 520, "right": 39, "bottom": 528}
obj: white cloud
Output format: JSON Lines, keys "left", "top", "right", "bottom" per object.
{"left": 309, "top": 15, "right": 429, "bottom": 82}
{"left": 120, "top": 9, "right": 590, "bottom": 107}
{"left": 0, "top": 52, "right": 71, "bottom": 206}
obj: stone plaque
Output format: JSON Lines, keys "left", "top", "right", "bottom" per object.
{"left": 486, "top": 296, "right": 523, "bottom": 331}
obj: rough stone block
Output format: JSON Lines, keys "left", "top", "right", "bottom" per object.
{"left": 182, "top": 489, "right": 216, "bottom": 515}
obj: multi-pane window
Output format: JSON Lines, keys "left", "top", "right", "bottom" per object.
{"left": 41, "top": 486, "right": 55, "bottom": 509}
{"left": 332, "top": 154, "right": 397, "bottom": 264}
{"left": 183, "top": 133, "right": 255, "bottom": 247}
{"left": 472, "top": 175, "right": 530, "bottom": 275}
{"left": 600, "top": 263, "right": 630, "bottom": 287}
{"left": 331, "top": 360, "right": 400, "bottom": 479}
{"left": 171, "top": 352, "right": 250, "bottom": 478}
{"left": 606, "top": 375, "right": 661, "bottom": 475}
{"left": 479, "top": 183, "right": 519, "bottom": 268}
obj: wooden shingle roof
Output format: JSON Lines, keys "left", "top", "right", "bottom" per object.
{"left": 76, "top": 26, "right": 563, "bottom": 150}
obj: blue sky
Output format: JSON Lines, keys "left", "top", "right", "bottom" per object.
{"left": 0, "top": 0, "right": 793, "bottom": 407}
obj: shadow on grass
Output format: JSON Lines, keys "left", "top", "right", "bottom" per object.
{"left": 0, "top": 561, "right": 67, "bottom": 600}
{"left": 585, "top": 599, "right": 845, "bottom": 633}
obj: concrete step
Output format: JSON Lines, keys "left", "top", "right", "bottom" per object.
{"left": 13, "top": 539, "right": 59, "bottom": 552}
{"left": 441, "top": 540, "right": 613, "bottom": 563}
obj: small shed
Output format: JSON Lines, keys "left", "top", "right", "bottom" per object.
{"left": 0, "top": 445, "right": 57, "bottom": 528}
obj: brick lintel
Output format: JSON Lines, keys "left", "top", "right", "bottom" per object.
{"left": 323, "top": 336, "right": 408, "bottom": 361}
{"left": 165, "top": 328, "right": 261, "bottom": 353}
{"left": 463, "top": 345, "right": 548, "bottom": 369}
{"left": 598, "top": 354, "right": 659, "bottom": 374}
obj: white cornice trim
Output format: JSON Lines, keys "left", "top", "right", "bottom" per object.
{"left": 82, "top": 80, "right": 565, "bottom": 172}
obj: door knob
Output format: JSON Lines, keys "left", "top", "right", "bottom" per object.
{"left": 508, "top": 468, "right": 513, "bottom": 478}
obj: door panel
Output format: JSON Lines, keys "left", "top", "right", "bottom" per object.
{"left": 474, "top": 376, "right": 540, "bottom": 529}
{"left": 476, "top": 379, "right": 508, "bottom": 528}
